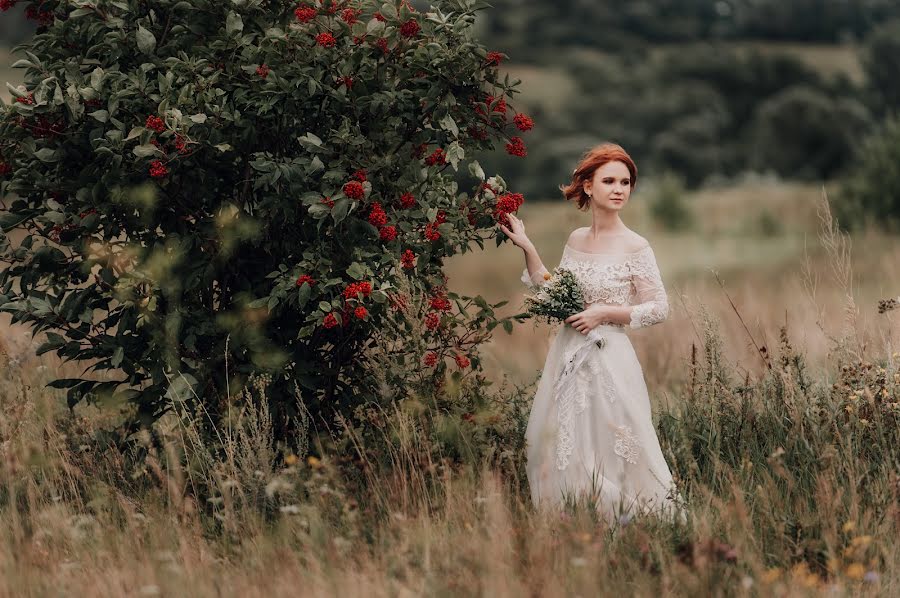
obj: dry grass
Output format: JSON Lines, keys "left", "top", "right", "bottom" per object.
{"left": 446, "top": 181, "right": 900, "bottom": 394}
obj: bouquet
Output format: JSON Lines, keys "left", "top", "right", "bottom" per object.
{"left": 524, "top": 268, "right": 607, "bottom": 350}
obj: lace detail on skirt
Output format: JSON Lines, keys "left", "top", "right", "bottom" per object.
{"left": 614, "top": 425, "right": 640, "bottom": 464}
{"left": 553, "top": 328, "right": 617, "bottom": 471}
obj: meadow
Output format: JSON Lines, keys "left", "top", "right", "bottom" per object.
{"left": 1, "top": 180, "right": 898, "bottom": 596}
{"left": 1, "top": 32, "right": 898, "bottom": 597}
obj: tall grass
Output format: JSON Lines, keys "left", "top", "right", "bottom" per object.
{"left": 0, "top": 196, "right": 897, "bottom": 595}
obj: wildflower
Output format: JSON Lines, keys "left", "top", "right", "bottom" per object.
{"left": 400, "top": 249, "right": 416, "bottom": 269}
{"left": 145, "top": 115, "right": 165, "bottom": 133}
{"left": 354, "top": 306, "right": 368, "bottom": 319}
{"left": 295, "top": 6, "right": 317, "bottom": 22}
{"left": 514, "top": 113, "right": 534, "bottom": 131}
{"left": 424, "top": 352, "right": 438, "bottom": 367}
{"left": 149, "top": 160, "right": 168, "bottom": 178}
{"left": 505, "top": 136, "right": 527, "bottom": 157}
{"left": 844, "top": 563, "right": 865, "bottom": 580}
{"left": 399, "top": 192, "right": 416, "bottom": 208}
{"left": 342, "top": 180, "right": 365, "bottom": 200}
{"left": 296, "top": 274, "right": 315, "bottom": 287}
{"left": 256, "top": 64, "right": 270, "bottom": 79}
{"left": 316, "top": 32, "right": 336, "bottom": 48}
{"left": 424, "top": 148, "right": 446, "bottom": 166}
{"left": 379, "top": 225, "right": 397, "bottom": 241}
{"left": 455, "top": 353, "right": 470, "bottom": 368}
{"left": 307, "top": 455, "right": 323, "bottom": 469}
{"left": 399, "top": 19, "right": 420, "bottom": 37}
{"left": 284, "top": 454, "right": 299, "bottom": 466}
{"left": 486, "top": 51, "right": 504, "bottom": 66}
{"left": 323, "top": 313, "right": 339, "bottom": 329}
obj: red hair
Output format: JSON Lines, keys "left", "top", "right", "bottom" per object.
{"left": 560, "top": 143, "right": 638, "bottom": 211}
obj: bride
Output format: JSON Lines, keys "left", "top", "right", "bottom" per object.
{"left": 499, "top": 143, "right": 682, "bottom": 520}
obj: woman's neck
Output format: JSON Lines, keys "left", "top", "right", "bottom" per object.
{"left": 588, "top": 210, "right": 626, "bottom": 236}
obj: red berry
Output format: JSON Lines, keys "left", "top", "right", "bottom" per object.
{"left": 399, "top": 19, "right": 420, "bottom": 38}
{"left": 424, "top": 352, "right": 438, "bottom": 367}
{"left": 424, "top": 312, "right": 440, "bottom": 330}
{"left": 486, "top": 51, "right": 504, "bottom": 66}
{"left": 295, "top": 6, "right": 317, "bottom": 22}
{"left": 146, "top": 115, "right": 165, "bottom": 133}
{"left": 375, "top": 38, "right": 389, "bottom": 54}
{"left": 424, "top": 222, "right": 441, "bottom": 242}
{"left": 368, "top": 203, "right": 387, "bottom": 227}
{"left": 455, "top": 353, "right": 470, "bottom": 368}
{"left": 400, "top": 249, "right": 416, "bottom": 269}
{"left": 379, "top": 225, "right": 397, "bottom": 241}
{"left": 296, "top": 274, "right": 315, "bottom": 287}
{"left": 256, "top": 64, "right": 270, "bottom": 79}
{"left": 323, "top": 313, "right": 339, "bottom": 329}
{"left": 354, "top": 306, "right": 368, "bottom": 319}
{"left": 341, "top": 8, "right": 359, "bottom": 24}
{"left": 316, "top": 32, "right": 336, "bottom": 48}
{"left": 399, "top": 192, "right": 416, "bottom": 209}
{"left": 424, "top": 148, "right": 446, "bottom": 166}
{"left": 514, "top": 113, "right": 534, "bottom": 132}
{"left": 149, "top": 160, "right": 168, "bottom": 178}
{"left": 505, "top": 136, "right": 527, "bottom": 157}
{"left": 342, "top": 180, "right": 365, "bottom": 200}
{"left": 351, "top": 169, "right": 366, "bottom": 182}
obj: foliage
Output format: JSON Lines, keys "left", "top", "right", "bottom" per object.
{"left": 0, "top": 0, "right": 535, "bottom": 445}
{"left": 836, "top": 114, "right": 900, "bottom": 231}
{"left": 750, "top": 86, "right": 871, "bottom": 179}
{"left": 648, "top": 172, "right": 692, "bottom": 232}
{"left": 863, "top": 19, "right": 900, "bottom": 114}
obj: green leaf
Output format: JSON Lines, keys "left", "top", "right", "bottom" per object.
{"left": 111, "top": 346, "right": 124, "bottom": 367}
{"left": 88, "top": 109, "right": 109, "bottom": 122}
{"left": 34, "top": 148, "right": 59, "bottom": 162}
{"left": 136, "top": 26, "right": 157, "bottom": 54}
{"left": 226, "top": 12, "right": 244, "bottom": 36}
{"left": 347, "top": 262, "right": 366, "bottom": 280}
{"left": 332, "top": 198, "right": 350, "bottom": 224}
{"left": 133, "top": 144, "right": 162, "bottom": 157}
{"left": 468, "top": 160, "right": 485, "bottom": 181}
{"left": 318, "top": 301, "right": 332, "bottom": 312}
{"left": 298, "top": 283, "right": 311, "bottom": 308}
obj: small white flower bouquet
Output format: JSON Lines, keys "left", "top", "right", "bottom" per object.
{"left": 524, "top": 268, "right": 606, "bottom": 349}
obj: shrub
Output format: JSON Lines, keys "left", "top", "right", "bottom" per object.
{"left": 836, "top": 114, "right": 900, "bottom": 231}
{"left": 0, "top": 0, "right": 533, "bottom": 446}
{"left": 648, "top": 172, "right": 692, "bottom": 231}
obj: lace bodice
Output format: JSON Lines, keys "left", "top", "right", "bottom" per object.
{"left": 521, "top": 243, "right": 669, "bottom": 329}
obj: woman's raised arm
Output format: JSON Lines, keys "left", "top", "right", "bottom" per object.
{"left": 499, "top": 214, "right": 550, "bottom": 289}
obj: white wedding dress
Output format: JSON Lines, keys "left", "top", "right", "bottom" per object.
{"left": 521, "top": 242, "right": 682, "bottom": 520}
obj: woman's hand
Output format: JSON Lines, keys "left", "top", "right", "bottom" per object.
{"left": 498, "top": 214, "right": 532, "bottom": 250}
{"left": 565, "top": 304, "right": 609, "bottom": 335}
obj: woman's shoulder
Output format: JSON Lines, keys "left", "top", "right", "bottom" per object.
{"left": 567, "top": 227, "right": 651, "bottom": 254}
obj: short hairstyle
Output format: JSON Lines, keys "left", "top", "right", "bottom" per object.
{"left": 560, "top": 143, "right": 638, "bottom": 211}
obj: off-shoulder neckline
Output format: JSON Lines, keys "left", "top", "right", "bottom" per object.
{"left": 564, "top": 243, "right": 652, "bottom": 257}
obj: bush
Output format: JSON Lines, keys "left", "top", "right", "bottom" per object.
{"left": 863, "top": 19, "right": 900, "bottom": 114}
{"left": 0, "top": 0, "right": 533, "bottom": 446}
{"left": 836, "top": 114, "right": 900, "bottom": 231}
{"left": 648, "top": 172, "right": 692, "bottom": 231}
{"left": 750, "top": 86, "right": 870, "bottom": 179}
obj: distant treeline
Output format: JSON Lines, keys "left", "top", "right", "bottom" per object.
{"left": 474, "top": 1, "right": 900, "bottom": 196}
{"left": 481, "top": 0, "right": 900, "bottom": 51}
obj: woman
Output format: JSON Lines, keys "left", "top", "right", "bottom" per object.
{"left": 499, "top": 143, "right": 681, "bottom": 520}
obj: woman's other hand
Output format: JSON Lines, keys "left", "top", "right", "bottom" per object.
{"left": 498, "top": 214, "right": 533, "bottom": 250}
{"left": 565, "top": 304, "right": 609, "bottom": 335}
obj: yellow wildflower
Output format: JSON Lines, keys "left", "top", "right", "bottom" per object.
{"left": 842, "top": 521, "right": 856, "bottom": 533}
{"left": 307, "top": 455, "right": 323, "bottom": 469}
{"left": 284, "top": 454, "right": 299, "bottom": 466}
{"left": 845, "top": 563, "right": 865, "bottom": 580}
{"left": 761, "top": 568, "right": 782, "bottom": 584}
{"left": 851, "top": 535, "right": 872, "bottom": 549}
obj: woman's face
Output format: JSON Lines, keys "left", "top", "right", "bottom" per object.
{"left": 584, "top": 160, "right": 632, "bottom": 211}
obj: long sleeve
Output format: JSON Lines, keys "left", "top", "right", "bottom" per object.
{"left": 628, "top": 247, "right": 669, "bottom": 329}
{"left": 521, "top": 265, "right": 551, "bottom": 290}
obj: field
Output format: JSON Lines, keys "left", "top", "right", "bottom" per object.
{"left": 1, "top": 37, "right": 898, "bottom": 596}
{"left": 1, "top": 180, "right": 898, "bottom": 596}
